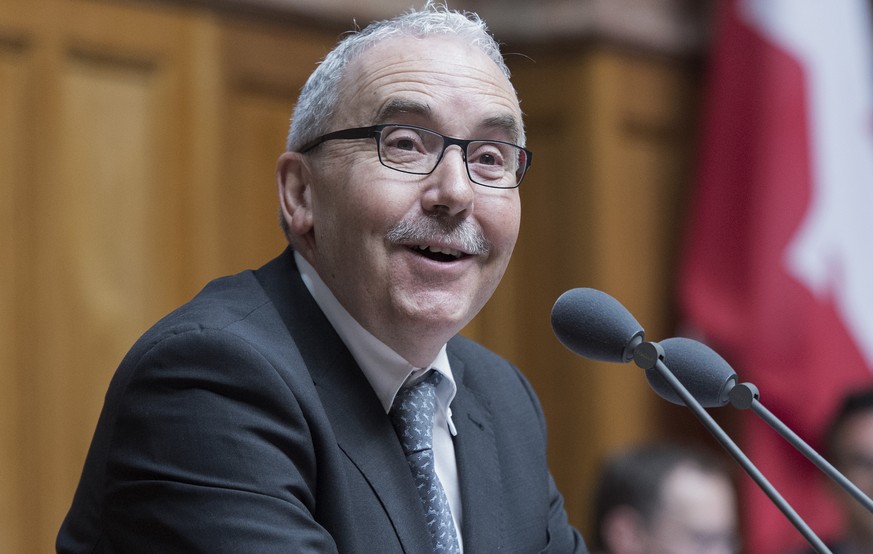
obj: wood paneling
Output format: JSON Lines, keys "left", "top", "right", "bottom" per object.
{"left": 217, "top": 21, "right": 334, "bottom": 273}
{"left": 11, "top": 1, "right": 192, "bottom": 546}
{"left": 0, "top": 27, "right": 34, "bottom": 554}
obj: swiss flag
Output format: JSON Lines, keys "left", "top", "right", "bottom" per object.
{"left": 677, "top": 0, "right": 873, "bottom": 552}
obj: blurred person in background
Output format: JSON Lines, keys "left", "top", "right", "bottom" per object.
{"left": 791, "top": 386, "right": 873, "bottom": 554}
{"left": 591, "top": 441, "right": 739, "bottom": 554}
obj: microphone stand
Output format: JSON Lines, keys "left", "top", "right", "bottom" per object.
{"left": 730, "top": 382, "right": 873, "bottom": 515}
{"left": 633, "top": 342, "right": 832, "bottom": 554}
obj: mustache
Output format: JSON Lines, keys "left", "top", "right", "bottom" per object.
{"left": 385, "top": 215, "right": 491, "bottom": 256}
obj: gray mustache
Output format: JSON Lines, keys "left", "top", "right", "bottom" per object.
{"left": 386, "top": 216, "right": 491, "bottom": 256}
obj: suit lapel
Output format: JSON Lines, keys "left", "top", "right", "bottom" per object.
{"left": 255, "top": 249, "right": 433, "bottom": 553}
{"left": 309, "top": 348, "right": 433, "bottom": 553}
{"left": 449, "top": 352, "right": 503, "bottom": 551}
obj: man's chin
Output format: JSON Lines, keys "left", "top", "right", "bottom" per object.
{"left": 397, "top": 296, "right": 476, "bottom": 332}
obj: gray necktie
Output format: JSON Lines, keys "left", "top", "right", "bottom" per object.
{"left": 390, "top": 370, "right": 461, "bottom": 554}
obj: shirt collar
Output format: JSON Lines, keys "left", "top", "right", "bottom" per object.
{"left": 294, "top": 251, "right": 457, "bottom": 427}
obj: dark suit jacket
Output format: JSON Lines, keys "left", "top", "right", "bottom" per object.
{"left": 57, "top": 248, "right": 585, "bottom": 553}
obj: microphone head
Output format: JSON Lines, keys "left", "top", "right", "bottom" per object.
{"left": 550, "top": 288, "right": 645, "bottom": 363}
{"left": 645, "top": 337, "right": 737, "bottom": 407}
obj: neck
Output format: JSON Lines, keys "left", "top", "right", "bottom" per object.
{"left": 381, "top": 330, "right": 450, "bottom": 369}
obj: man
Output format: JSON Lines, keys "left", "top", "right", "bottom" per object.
{"left": 592, "top": 442, "right": 738, "bottom": 554}
{"left": 790, "top": 386, "right": 873, "bottom": 553}
{"left": 56, "top": 3, "right": 586, "bottom": 552}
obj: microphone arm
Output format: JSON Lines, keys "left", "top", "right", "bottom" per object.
{"left": 634, "top": 342, "right": 832, "bottom": 554}
{"left": 730, "top": 382, "right": 873, "bottom": 515}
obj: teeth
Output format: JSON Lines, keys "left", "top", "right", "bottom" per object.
{"left": 416, "top": 245, "right": 462, "bottom": 258}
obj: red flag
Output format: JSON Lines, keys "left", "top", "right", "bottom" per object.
{"left": 678, "top": 0, "right": 873, "bottom": 552}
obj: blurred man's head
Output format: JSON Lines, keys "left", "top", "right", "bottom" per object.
{"left": 593, "top": 442, "right": 738, "bottom": 554}
{"left": 825, "top": 386, "right": 873, "bottom": 549}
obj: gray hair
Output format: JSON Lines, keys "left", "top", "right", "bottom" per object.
{"left": 285, "top": 1, "right": 515, "bottom": 152}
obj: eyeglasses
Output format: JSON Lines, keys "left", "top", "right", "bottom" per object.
{"left": 300, "top": 124, "right": 532, "bottom": 189}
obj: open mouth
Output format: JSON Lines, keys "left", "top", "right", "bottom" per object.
{"left": 410, "top": 245, "right": 464, "bottom": 262}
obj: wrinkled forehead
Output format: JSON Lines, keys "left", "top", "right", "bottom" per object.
{"left": 334, "top": 35, "right": 524, "bottom": 141}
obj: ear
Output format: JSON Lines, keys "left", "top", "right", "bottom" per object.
{"left": 600, "top": 506, "right": 648, "bottom": 554}
{"left": 276, "top": 151, "right": 315, "bottom": 254}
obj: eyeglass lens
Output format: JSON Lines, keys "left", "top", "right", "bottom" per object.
{"left": 377, "top": 125, "right": 527, "bottom": 188}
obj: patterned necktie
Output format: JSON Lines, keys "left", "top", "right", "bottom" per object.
{"left": 390, "top": 370, "right": 461, "bottom": 554}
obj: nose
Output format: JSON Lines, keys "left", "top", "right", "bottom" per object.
{"left": 421, "top": 146, "right": 475, "bottom": 217}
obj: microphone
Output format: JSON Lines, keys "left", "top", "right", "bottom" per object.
{"left": 654, "top": 341, "right": 873, "bottom": 519}
{"left": 550, "top": 288, "right": 644, "bottom": 363}
{"left": 654, "top": 347, "right": 873, "bottom": 517}
{"left": 549, "top": 289, "right": 735, "bottom": 407}
{"left": 646, "top": 337, "right": 737, "bottom": 408}
{"left": 550, "top": 288, "right": 832, "bottom": 553}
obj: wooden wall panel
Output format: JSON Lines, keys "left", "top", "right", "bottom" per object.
{"left": 46, "top": 45, "right": 170, "bottom": 481}
{"left": 586, "top": 52, "right": 696, "bottom": 339}
{"left": 222, "top": 93, "right": 291, "bottom": 268}
{"left": 217, "top": 22, "right": 336, "bottom": 274}
{"left": 0, "top": 29, "right": 34, "bottom": 554}
{"left": 6, "top": 0, "right": 195, "bottom": 548}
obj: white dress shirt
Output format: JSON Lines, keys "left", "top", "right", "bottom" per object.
{"left": 294, "top": 252, "right": 464, "bottom": 549}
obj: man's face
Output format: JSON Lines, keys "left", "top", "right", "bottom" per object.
{"left": 291, "top": 36, "right": 522, "bottom": 365}
{"left": 644, "top": 465, "right": 738, "bottom": 554}
{"left": 833, "top": 410, "right": 873, "bottom": 541}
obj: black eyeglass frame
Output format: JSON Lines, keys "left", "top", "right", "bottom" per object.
{"left": 299, "top": 124, "right": 533, "bottom": 189}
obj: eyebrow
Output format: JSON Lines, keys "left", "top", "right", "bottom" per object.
{"left": 480, "top": 114, "right": 523, "bottom": 144}
{"left": 375, "top": 98, "right": 523, "bottom": 144}
{"left": 375, "top": 98, "right": 432, "bottom": 122}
